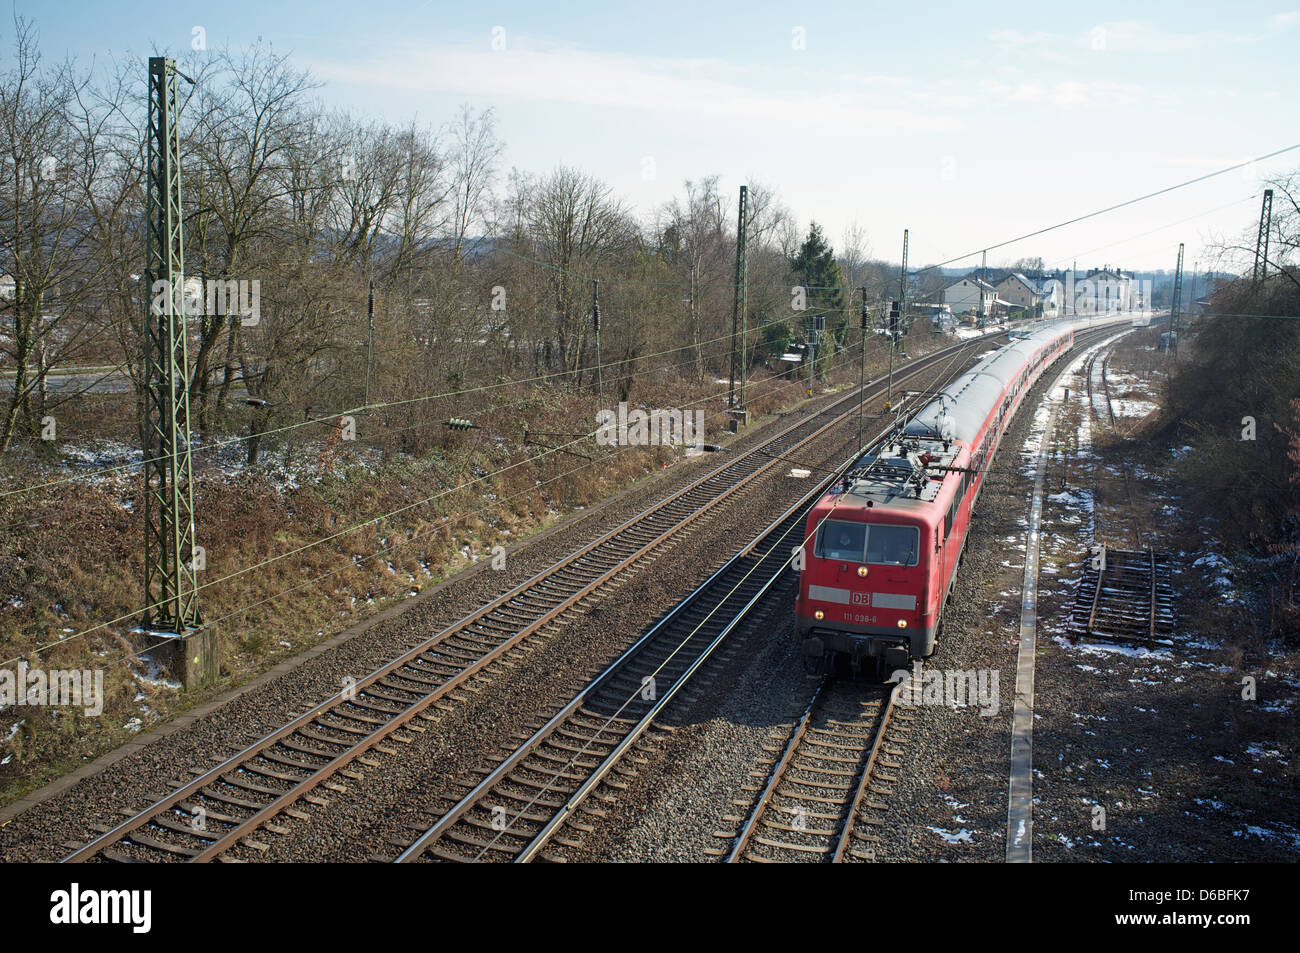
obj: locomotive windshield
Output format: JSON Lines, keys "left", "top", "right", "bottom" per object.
{"left": 815, "top": 519, "right": 918, "bottom": 566}
{"left": 818, "top": 520, "right": 867, "bottom": 561}
{"left": 867, "top": 524, "right": 919, "bottom": 566}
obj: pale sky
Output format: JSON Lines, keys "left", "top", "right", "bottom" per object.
{"left": 18, "top": 0, "right": 1300, "bottom": 271}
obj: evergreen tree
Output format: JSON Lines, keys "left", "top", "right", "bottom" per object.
{"left": 790, "top": 222, "right": 846, "bottom": 317}
{"left": 790, "top": 222, "right": 848, "bottom": 379}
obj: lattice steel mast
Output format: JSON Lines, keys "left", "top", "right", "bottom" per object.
{"left": 143, "top": 56, "right": 199, "bottom": 633}
{"left": 1169, "top": 242, "right": 1184, "bottom": 360}
{"left": 899, "top": 229, "right": 908, "bottom": 330}
{"left": 1253, "top": 188, "right": 1273, "bottom": 286}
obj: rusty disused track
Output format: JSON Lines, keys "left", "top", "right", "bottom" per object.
{"left": 1083, "top": 336, "right": 1147, "bottom": 547}
{"left": 62, "top": 335, "right": 1000, "bottom": 863}
{"left": 1068, "top": 544, "right": 1176, "bottom": 644}
{"left": 1084, "top": 346, "right": 1117, "bottom": 427}
{"left": 1100, "top": 355, "right": 1116, "bottom": 426}
{"left": 1077, "top": 331, "right": 1175, "bottom": 607}
{"left": 720, "top": 678, "right": 898, "bottom": 863}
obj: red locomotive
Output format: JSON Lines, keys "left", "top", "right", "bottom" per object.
{"left": 795, "top": 323, "right": 1076, "bottom": 675}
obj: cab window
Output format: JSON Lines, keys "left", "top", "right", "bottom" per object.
{"left": 816, "top": 520, "right": 866, "bottom": 562}
{"left": 816, "top": 520, "right": 919, "bottom": 567}
{"left": 867, "top": 524, "right": 920, "bottom": 566}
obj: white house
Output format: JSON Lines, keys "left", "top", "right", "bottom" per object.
{"left": 943, "top": 276, "right": 997, "bottom": 317}
{"left": 1083, "top": 266, "right": 1134, "bottom": 312}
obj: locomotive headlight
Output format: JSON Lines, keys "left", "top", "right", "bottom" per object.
{"left": 857, "top": 566, "right": 868, "bottom": 577}
{"left": 814, "top": 610, "right": 825, "bottom": 620}
{"left": 897, "top": 620, "right": 908, "bottom": 628}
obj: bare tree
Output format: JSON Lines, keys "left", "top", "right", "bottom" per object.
{"left": 446, "top": 105, "right": 502, "bottom": 264}
{"left": 0, "top": 18, "right": 116, "bottom": 451}
{"left": 184, "top": 45, "right": 319, "bottom": 430}
{"left": 839, "top": 220, "right": 870, "bottom": 293}
{"left": 384, "top": 119, "right": 451, "bottom": 283}
{"left": 660, "top": 176, "right": 728, "bottom": 380}
{"left": 518, "top": 167, "right": 631, "bottom": 380}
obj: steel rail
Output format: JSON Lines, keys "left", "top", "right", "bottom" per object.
{"left": 1087, "top": 543, "right": 1106, "bottom": 636}
{"left": 724, "top": 679, "right": 893, "bottom": 864}
{"left": 393, "top": 342, "right": 998, "bottom": 863}
{"left": 726, "top": 679, "right": 826, "bottom": 862}
{"left": 831, "top": 683, "right": 899, "bottom": 862}
{"left": 65, "top": 334, "right": 1004, "bottom": 863}
{"left": 397, "top": 468, "right": 839, "bottom": 863}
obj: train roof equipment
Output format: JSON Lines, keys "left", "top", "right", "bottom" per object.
{"left": 834, "top": 427, "right": 959, "bottom": 508}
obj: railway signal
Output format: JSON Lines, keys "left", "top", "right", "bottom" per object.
{"left": 808, "top": 314, "right": 825, "bottom": 396}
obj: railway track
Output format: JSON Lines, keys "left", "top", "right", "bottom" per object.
{"left": 1075, "top": 337, "right": 1177, "bottom": 644}
{"left": 62, "top": 333, "right": 1002, "bottom": 863}
{"left": 1100, "top": 355, "right": 1117, "bottom": 425}
{"left": 1083, "top": 346, "right": 1117, "bottom": 426}
{"left": 1068, "top": 544, "right": 1176, "bottom": 645}
{"left": 1081, "top": 336, "right": 1146, "bottom": 546}
{"left": 390, "top": 341, "right": 998, "bottom": 863}
{"left": 392, "top": 485, "right": 822, "bottom": 862}
{"left": 721, "top": 678, "right": 901, "bottom": 863}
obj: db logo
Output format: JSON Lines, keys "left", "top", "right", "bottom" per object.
{"left": 851, "top": 592, "right": 870, "bottom": 606}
